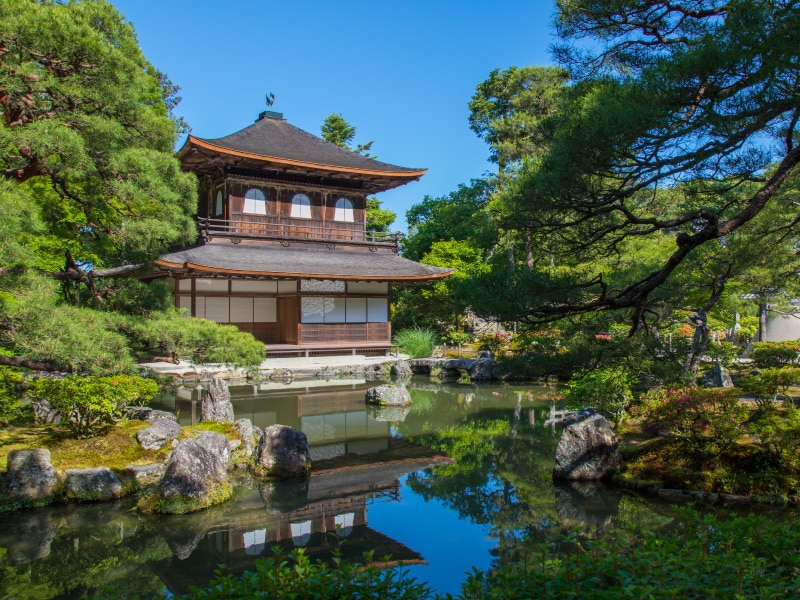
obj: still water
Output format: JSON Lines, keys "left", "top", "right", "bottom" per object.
{"left": 0, "top": 377, "right": 676, "bottom": 598}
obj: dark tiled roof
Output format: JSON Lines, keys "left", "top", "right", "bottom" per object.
{"left": 187, "top": 115, "right": 423, "bottom": 175}
{"left": 156, "top": 242, "right": 452, "bottom": 282}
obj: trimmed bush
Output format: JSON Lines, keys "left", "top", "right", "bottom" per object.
{"left": 28, "top": 374, "right": 158, "bottom": 438}
{"left": 564, "top": 366, "right": 635, "bottom": 426}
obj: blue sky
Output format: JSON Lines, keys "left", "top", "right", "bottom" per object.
{"left": 109, "top": 0, "right": 557, "bottom": 231}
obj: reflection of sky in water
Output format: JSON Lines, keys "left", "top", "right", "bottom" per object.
{"left": 368, "top": 474, "right": 495, "bottom": 596}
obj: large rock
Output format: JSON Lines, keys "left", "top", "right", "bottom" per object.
{"left": 553, "top": 408, "right": 620, "bottom": 481}
{"left": 192, "top": 431, "right": 231, "bottom": 477}
{"left": 365, "top": 383, "right": 412, "bottom": 406}
{"left": 5, "top": 449, "right": 60, "bottom": 504}
{"left": 136, "top": 418, "right": 181, "bottom": 450}
{"left": 252, "top": 425, "right": 310, "bottom": 479}
{"left": 408, "top": 357, "right": 495, "bottom": 381}
{"left": 233, "top": 418, "right": 256, "bottom": 457}
{"left": 700, "top": 363, "right": 734, "bottom": 388}
{"left": 63, "top": 467, "right": 125, "bottom": 502}
{"left": 390, "top": 360, "right": 412, "bottom": 380}
{"left": 143, "top": 438, "right": 230, "bottom": 514}
{"left": 127, "top": 406, "right": 177, "bottom": 423}
{"left": 201, "top": 378, "right": 234, "bottom": 422}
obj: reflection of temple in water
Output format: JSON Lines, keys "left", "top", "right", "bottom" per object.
{"left": 157, "top": 459, "right": 435, "bottom": 596}
{"left": 153, "top": 381, "right": 448, "bottom": 596}
{"left": 161, "top": 380, "right": 394, "bottom": 461}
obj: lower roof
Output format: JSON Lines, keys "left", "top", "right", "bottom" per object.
{"left": 155, "top": 242, "right": 452, "bottom": 283}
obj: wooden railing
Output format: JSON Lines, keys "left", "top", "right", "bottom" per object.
{"left": 198, "top": 216, "right": 401, "bottom": 250}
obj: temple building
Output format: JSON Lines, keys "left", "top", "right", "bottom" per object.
{"left": 154, "top": 111, "right": 451, "bottom": 354}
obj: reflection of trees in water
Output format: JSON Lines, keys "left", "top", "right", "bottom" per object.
{"left": 0, "top": 502, "right": 172, "bottom": 599}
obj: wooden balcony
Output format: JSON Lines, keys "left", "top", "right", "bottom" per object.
{"left": 198, "top": 216, "right": 401, "bottom": 250}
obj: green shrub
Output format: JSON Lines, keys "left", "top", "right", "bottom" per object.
{"left": 749, "top": 402, "right": 800, "bottom": 464}
{"left": 737, "top": 367, "right": 799, "bottom": 408}
{"left": 185, "top": 547, "right": 433, "bottom": 599}
{"left": 394, "top": 327, "right": 438, "bottom": 359}
{"left": 442, "top": 330, "right": 473, "bottom": 345}
{"left": 28, "top": 374, "right": 159, "bottom": 438}
{"left": 564, "top": 366, "right": 636, "bottom": 426}
{"left": 752, "top": 341, "right": 800, "bottom": 368}
{"left": 460, "top": 510, "right": 800, "bottom": 599}
{"left": 0, "top": 366, "right": 32, "bottom": 425}
{"left": 476, "top": 331, "right": 511, "bottom": 352}
{"left": 635, "top": 387, "right": 748, "bottom": 457}
{"left": 706, "top": 341, "right": 739, "bottom": 364}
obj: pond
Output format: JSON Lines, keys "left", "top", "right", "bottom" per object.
{"left": 0, "top": 377, "right": 687, "bottom": 598}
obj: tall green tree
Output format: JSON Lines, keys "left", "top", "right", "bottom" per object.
{"left": 320, "top": 113, "right": 395, "bottom": 232}
{"left": 490, "top": 0, "right": 800, "bottom": 336}
{"left": 469, "top": 65, "right": 570, "bottom": 171}
{"left": 0, "top": 1, "right": 263, "bottom": 374}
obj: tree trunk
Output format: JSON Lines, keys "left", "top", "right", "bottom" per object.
{"left": 684, "top": 310, "right": 710, "bottom": 377}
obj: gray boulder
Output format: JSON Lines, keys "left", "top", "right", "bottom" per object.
{"left": 147, "top": 438, "right": 230, "bottom": 513}
{"left": 127, "top": 406, "right": 177, "bottom": 423}
{"left": 5, "top": 449, "right": 60, "bottom": 503}
{"left": 233, "top": 418, "right": 256, "bottom": 457}
{"left": 63, "top": 467, "right": 125, "bottom": 502}
{"left": 125, "top": 463, "right": 166, "bottom": 481}
{"left": 365, "top": 383, "right": 412, "bottom": 406}
{"left": 553, "top": 408, "right": 620, "bottom": 481}
{"left": 390, "top": 360, "right": 412, "bottom": 380}
{"left": 252, "top": 424, "right": 310, "bottom": 479}
{"left": 193, "top": 431, "right": 231, "bottom": 477}
{"left": 136, "top": 418, "right": 181, "bottom": 450}
{"left": 700, "top": 363, "right": 734, "bottom": 388}
{"left": 201, "top": 378, "right": 234, "bottom": 422}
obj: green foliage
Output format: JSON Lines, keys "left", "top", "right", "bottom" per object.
{"left": 0, "top": 0, "right": 197, "bottom": 269}
{"left": 442, "top": 331, "right": 473, "bottom": 345}
{"left": 460, "top": 510, "right": 800, "bottom": 599}
{"left": 635, "top": 387, "right": 748, "bottom": 458}
{"left": 320, "top": 113, "right": 374, "bottom": 157}
{"left": 0, "top": 366, "right": 31, "bottom": 425}
{"left": 0, "top": 273, "right": 137, "bottom": 374}
{"left": 365, "top": 197, "right": 396, "bottom": 233}
{"left": 705, "top": 341, "right": 738, "bottom": 365}
{"left": 0, "top": 273, "right": 265, "bottom": 373}
{"left": 394, "top": 327, "right": 438, "bottom": 359}
{"left": 751, "top": 341, "right": 800, "bottom": 369}
{"left": 184, "top": 547, "right": 432, "bottom": 599}
{"left": 749, "top": 402, "right": 800, "bottom": 464}
{"left": 176, "top": 512, "right": 800, "bottom": 599}
{"left": 737, "top": 367, "right": 799, "bottom": 408}
{"left": 476, "top": 331, "right": 511, "bottom": 352}
{"left": 28, "top": 374, "right": 158, "bottom": 438}
{"left": 469, "top": 65, "right": 570, "bottom": 169}
{"left": 118, "top": 311, "right": 265, "bottom": 367}
{"left": 564, "top": 366, "right": 635, "bottom": 426}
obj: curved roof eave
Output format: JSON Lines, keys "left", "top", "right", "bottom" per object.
{"left": 154, "top": 258, "right": 452, "bottom": 283}
{"left": 180, "top": 136, "right": 427, "bottom": 181}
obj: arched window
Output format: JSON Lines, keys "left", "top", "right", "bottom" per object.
{"left": 243, "top": 188, "right": 266, "bottom": 214}
{"left": 334, "top": 197, "right": 354, "bottom": 222}
{"left": 215, "top": 190, "right": 224, "bottom": 216}
{"left": 291, "top": 193, "right": 312, "bottom": 218}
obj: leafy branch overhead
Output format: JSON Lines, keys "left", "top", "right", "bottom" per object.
{"left": 481, "top": 1, "right": 800, "bottom": 331}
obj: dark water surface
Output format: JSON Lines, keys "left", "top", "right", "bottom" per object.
{"left": 0, "top": 377, "right": 681, "bottom": 598}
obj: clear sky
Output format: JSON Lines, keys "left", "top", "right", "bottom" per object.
{"left": 109, "top": 0, "right": 558, "bottom": 231}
